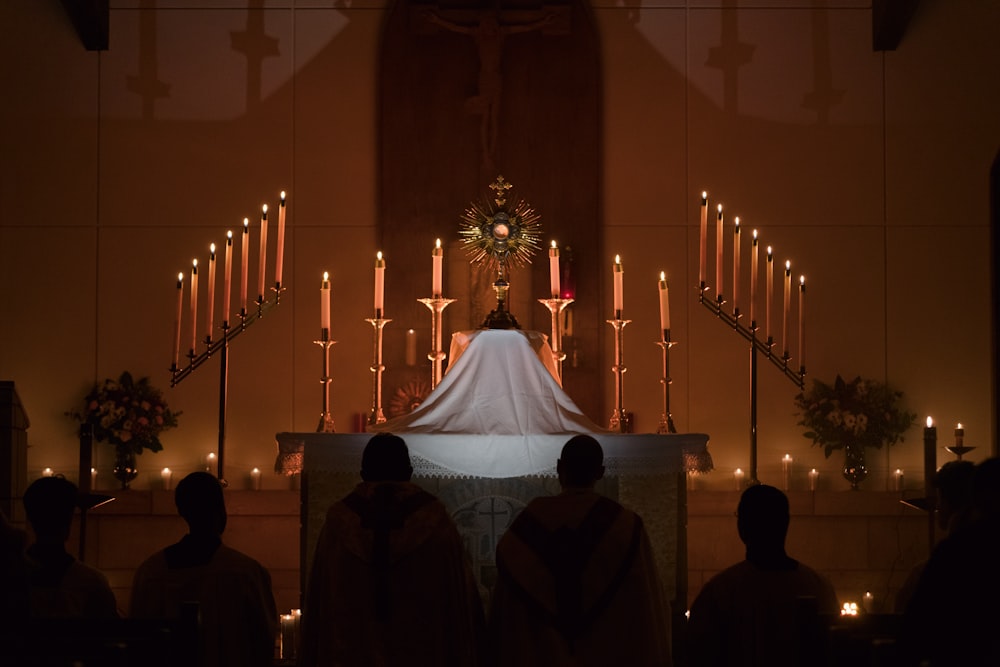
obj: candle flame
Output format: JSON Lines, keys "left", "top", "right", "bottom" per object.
{"left": 177, "top": 272, "right": 184, "bottom": 282}
{"left": 926, "top": 416, "right": 933, "bottom": 427}
{"left": 243, "top": 217, "right": 249, "bottom": 229}
{"left": 436, "top": 238, "right": 442, "bottom": 249}
{"left": 615, "top": 254, "right": 621, "bottom": 264}
{"left": 262, "top": 204, "right": 268, "bottom": 214}
{"left": 810, "top": 468, "right": 818, "bottom": 474}
{"left": 252, "top": 467, "right": 260, "bottom": 474}
{"left": 323, "top": 271, "right": 329, "bottom": 281}
{"left": 735, "top": 468, "right": 743, "bottom": 474}
{"left": 702, "top": 191, "right": 707, "bottom": 199}
{"left": 717, "top": 204, "right": 723, "bottom": 213}
{"left": 800, "top": 275, "right": 805, "bottom": 285}
{"left": 767, "top": 246, "right": 773, "bottom": 256}
{"left": 660, "top": 271, "right": 666, "bottom": 281}
{"left": 210, "top": 242, "right": 216, "bottom": 254}
{"left": 551, "top": 240, "right": 557, "bottom": 249}
{"left": 192, "top": 259, "right": 198, "bottom": 268}
{"left": 734, "top": 217, "right": 740, "bottom": 228}
{"left": 753, "top": 229, "right": 758, "bottom": 239}
{"left": 785, "top": 260, "right": 791, "bottom": 270}
{"left": 376, "top": 251, "right": 383, "bottom": 260}
{"left": 162, "top": 467, "right": 171, "bottom": 474}
{"left": 280, "top": 191, "right": 286, "bottom": 201}
{"left": 957, "top": 423, "right": 963, "bottom": 429}
{"left": 227, "top": 230, "right": 233, "bottom": 240}
{"left": 895, "top": 468, "right": 903, "bottom": 475}
{"left": 783, "top": 454, "right": 792, "bottom": 461}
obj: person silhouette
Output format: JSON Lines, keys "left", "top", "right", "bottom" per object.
{"left": 300, "top": 433, "right": 484, "bottom": 666}
{"left": 489, "top": 434, "right": 672, "bottom": 666}
{"left": 686, "top": 483, "right": 838, "bottom": 667}
{"left": 130, "top": 472, "right": 277, "bottom": 667}
{"left": 22, "top": 475, "right": 118, "bottom": 618}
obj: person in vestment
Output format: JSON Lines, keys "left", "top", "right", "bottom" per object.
{"left": 130, "top": 472, "right": 277, "bottom": 667}
{"left": 22, "top": 475, "right": 118, "bottom": 618}
{"left": 685, "top": 483, "right": 838, "bottom": 667}
{"left": 489, "top": 434, "right": 672, "bottom": 666}
{"left": 300, "top": 432, "right": 484, "bottom": 666}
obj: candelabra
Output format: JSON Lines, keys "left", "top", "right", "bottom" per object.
{"left": 538, "top": 297, "right": 573, "bottom": 383}
{"left": 418, "top": 297, "right": 457, "bottom": 390}
{"left": 606, "top": 317, "right": 631, "bottom": 432}
{"left": 314, "top": 331, "right": 337, "bottom": 433}
{"left": 655, "top": 332, "right": 678, "bottom": 434}
{"left": 366, "top": 313, "right": 391, "bottom": 426}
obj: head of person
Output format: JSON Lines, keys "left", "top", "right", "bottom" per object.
{"left": 972, "top": 456, "right": 1000, "bottom": 520}
{"left": 175, "top": 472, "right": 227, "bottom": 536}
{"left": 557, "top": 435, "right": 605, "bottom": 490}
{"left": 23, "top": 476, "right": 79, "bottom": 544}
{"left": 361, "top": 433, "right": 413, "bottom": 483}
{"left": 934, "top": 460, "right": 976, "bottom": 531}
{"left": 736, "top": 484, "right": 790, "bottom": 552}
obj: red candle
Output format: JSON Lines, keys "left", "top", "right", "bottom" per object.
{"left": 613, "top": 255, "right": 624, "bottom": 316}
{"left": 374, "top": 251, "right": 385, "bottom": 315}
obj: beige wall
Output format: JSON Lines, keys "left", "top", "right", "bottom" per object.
{"left": 1, "top": 1, "right": 998, "bottom": 497}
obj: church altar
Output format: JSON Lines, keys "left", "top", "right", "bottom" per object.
{"left": 276, "top": 329, "right": 711, "bottom": 610}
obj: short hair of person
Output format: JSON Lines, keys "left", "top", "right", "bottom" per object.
{"left": 935, "top": 460, "right": 975, "bottom": 507}
{"left": 361, "top": 433, "right": 413, "bottom": 482}
{"left": 175, "top": 472, "right": 227, "bottom": 534}
{"left": 557, "top": 434, "right": 605, "bottom": 488}
{"left": 23, "top": 476, "right": 78, "bottom": 541}
{"left": 736, "top": 483, "right": 790, "bottom": 547}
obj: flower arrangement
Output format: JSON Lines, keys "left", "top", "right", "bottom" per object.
{"left": 67, "top": 371, "right": 180, "bottom": 455}
{"left": 794, "top": 374, "right": 916, "bottom": 457}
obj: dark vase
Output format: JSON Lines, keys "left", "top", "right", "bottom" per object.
{"left": 842, "top": 444, "right": 868, "bottom": 490}
{"left": 113, "top": 447, "right": 138, "bottom": 489}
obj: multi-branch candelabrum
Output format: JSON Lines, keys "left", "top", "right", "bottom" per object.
{"left": 538, "top": 297, "right": 573, "bottom": 384}
{"left": 606, "top": 313, "right": 631, "bottom": 432}
{"left": 366, "top": 311, "right": 391, "bottom": 426}
{"left": 170, "top": 287, "right": 284, "bottom": 482}
{"left": 418, "top": 296, "right": 457, "bottom": 390}
{"left": 314, "top": 329, "right": 337, "bottom": 433}
{"left": 656, "top": 331, "right": 678, "bottom": 434}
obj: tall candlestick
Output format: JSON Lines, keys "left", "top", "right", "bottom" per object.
{"left": 699, "top": 191, "right": 708, "bottom": 287}
{"left": 715, "top": 204, "right": 724, "bottom": 300}
{"left": 613, "top": 255, "right": 624, "bottom": 316}
{"left": 206, "top": 243, "right": 217, "bottom": 340}
{"left": 240, "top": 218, "right": 249, "bottom": 315}
{"left": 733, "top": 217, "right": 741, "bottom": 314}
{"left": 374, "top": 251, "right": 385, "bottom": 316}
{"left": 549, "top": 241, "right": 560, "bottom": 298}
{"left": 798, "top": 275, "right": 806, "bottom": 371}
{"left": 189, "top": 259, "right": 199, "bottom": 353}
{"left": 658, "top": 271, "right": 670, "bottom": 338}
{"left": 432, "top": 239, "right": 443, "bottom": 297}
{"left": 783, "top": 260, "right": 791, "bottom": 357}
{"left": 257, "top": 204, "right": 268, "bottom": 302}
{"left": 173, "top": 272, "right": 183, "bottom": 368}
{"left": 750, "top": 230, "right": 759, "bottom": 327}
{"left": 275, "top": 191, "right": 286, "bottom": 289}
{"left": 320, "top": 272, "right": 331, "bottom": 335}
{"left": 766, "top": 246, "right": 774, "bottom": 341}
{"left": 223, "top": 231, "right": 233, "bottom": 328}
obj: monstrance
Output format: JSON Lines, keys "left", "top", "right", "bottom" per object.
{"left": 459, "top": 175, "right": 542, "bottom": 329}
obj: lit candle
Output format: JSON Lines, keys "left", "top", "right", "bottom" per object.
{"left": 549, "top": 241, "right": 560, "bottom": 298}
{"left": 432, "top": 239, "right": 443, "bottom": 297}
{"left": 90, "top": 467, "right": 97, "bottom": 490}
{"left": 240, "top": 218, "right": 250, "bottom": 315}
{"left": 206, "top": 243, "right": 216, "bottom": 341}
{"left": 766, "top": 247, "right": 774, "bottom": 341}
{"left": 275, "top": 191, "right": 286, "bottom": 289}
{"left": 320, "top": 272, "right": 331, "bottom": 335}
{"left": 893, "top": 468, "right": 904, "bottom": 492}
{"left": 863, "top": 591, "right": 874, "bottom": 614}
{"left": 161, "top": 467, "right": 173, "bottom": 491}
{"left": 173, "top": 272, "right": 184, "bottom": 368}
{"left": 734, "top": 467, "right": 745, "bottom": 491}
{"left": 223, "top": 231, "right": 233, "bottom": 328}
{"left": 613, "top": 255, "right": 624, "bottom": 317}
{"left": 798, "top": 276, "right": 806, "bottom": 371}
{"left": 782, "top": 260, "right": 791, "bottom": 357}
{"left": 808, "top": 468, "right": 819, "bottom": 491}
{"left": 250, "top": 467, "right": 261, "bottom": 491}
{"left": 782, "top": 454, "right": 792, "bottom": 491}
{"left": 406, "top": 329, "right": 417, "bottom": 366}
{"left": 206, "top": 452, "right": 216, "bottom": 473}
{"left": 374, "top": 251, "right": 385, "bottom": 316}
{"left": 280, "top": 614, "right": 296, "bottom": 659}
{"left": 750, "top": 231, "right": 758, "bottom": 327}
{"left": 699, "top": 191, "right": 708, "bottom": 287}
{"left": 924, "top": 417, "right": 937, "bottom": 506}
{"left": 733, "top": 217, "right": 741, "bottom": 314}
{"left": 658, "top": 271, "right": 670, "bottom": 338}
{"left": 955, "top": 423, "right": 964, "bottom": 447}
{"left": 715, "top": 204, "right": 724, "bottom": 300}
{"left": 42, "top": 468, "right": 54, "bottom": 477}
{"left": 189, "top": 259, "right": 199, "bottom": 353}
{"left": 257, "top": 204, "right": 268, "bottom": 302}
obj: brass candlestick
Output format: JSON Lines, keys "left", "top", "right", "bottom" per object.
{"left": 607, "top": 316, "right": 631, "bottom": 432}
{"left": 538, "top": 297, "right": 574, "bottom": 384}
{"left": 418, "top": 297, "right": 457, "bottom": 390}
{"left": 366, "top": 313, "right": 391, "bottom": 425}
{"left": 656, "top": 332, "right": 678, "bottom": 434}
{"left": 314, "top": 330, "right": 337, "bottom": 432}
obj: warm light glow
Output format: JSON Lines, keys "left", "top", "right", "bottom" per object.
{"left": 243, "top": 217, "right": 249, "bottom": 229}
{"left": 927, "top": 416, "right": 934, "bottom": 428}
{"left": 436, "top": 238, "right": 442, "bottom": 249}
{"left": 377, "top": 251, "right": 383, "bottom": 261}
{"left": 767, "top": 245, "right": 773, "bottom": 255}
{"left": 177, "top": 272, "right": 184, "bottom": 282}
{"left": 800, "top": 275, "right": 805, "bottom": 285}
{"left": 323, "top": 271, "right": 329, "bottom": 281}
{"left": 615, "top": 254, "right": 621, "bottom": 265}
{"left": 227, "top": 230, "right": 233, "bottom": 240}
{"left": 660, "top": 271, "right": 666, "bottom": 281}
{"left": 280, "top": 190, "right": 286, "bottom": 201}
{"left": 262, "top": 204, "right": 268, "bottom": 214}
{"left": 957, "top": 422, "right": 963, "bottom": 429}
{"left": 210, "top": 242, "right": 216, "bottom": 254}
{"left": 717, "top": 204, "right": 723, "bottom": 213}
{"left": 735, "top": 216, "right": 740, "bottom": 228}
{"left": 785, "top": 260, "right": 791, "bottom": 270}
{"left": 783, "top": 454, "right": 792, "bottom": 461}
{"left": 841, "top": 602, "right": 859, "bottom": 616}
{"left": 551, "top": 240, "right": 557, "bottom": 249}
{"left": 192, "top": 259, "right": 198, "bottom": 268}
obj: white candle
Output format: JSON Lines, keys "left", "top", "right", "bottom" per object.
{"left": 189, "top": 259, "right": 199, "bottom": 353}
{"left": 549, "top": 241, "right": 560, "bottom": 298}
{"left": 863, "top": 591, "right": 875, "bottom": 614}
{"left": 223, "top": 231, "right": 233, "bottom": 328}
{"left": 257, "top": 204, "right": 268, "bottom": 302}
{"left": 734, "top": 467, "right": 744, "bottom": 491}
{"left": 206, "top": 243, "right": 216, "bottom": 341}
{"left": 658, "top": 271, "right": 670, "bottom": 336}
{"left": 798, "top": 275, "right": 806, "bottom": 370}
{"left": 613, "top": 255, "right": 624, "bottom": 316}
{"left": 733, "top": 217, "right": 741, "bottom": 314}
{"left": 808, "top": 468, "right": 819, "bottom": 491}
{"left": 240, "top": 218, "right": 249, "bottom": 314}
{"left": 275, "top": 191, "right": 286, "bottom": 288}
{"left": 250, "top": 467, "right": 261, "bottom": 491}
{"left": 320, "top": 272, "right": 331, "bottom": 334}
{"left": 766, "top": 247, "right": 773, "bottom": 341}
{"left": 783, "top": 260, "right": 791, "bottom": 356}
{"left": 715, "top": 204, "right": 724, "bottom": 299}
{"left": 374, "top": 252, "right": 385, "bottom": 315}
{"left": 161, "top": 467, "right": 173, "bottom": 491}
{"left": 406, "top": 329, "right": 417, "bottom": 366}
{"left": 893, "top": 468, "right": 904, "bottom": 492}
{"left": 782, "top": 454, "right": 792, "bottom": 491}
{"left": 750, "top": 231, "right": 758, "bottom": 327}
{"left": 173, "top": 272, "right": 184, "bottom": 368}
{"left": 955, "top": 423, "right": 964, "bottom": 447}
{"left": 432, "top": 239, "right": 443, "bottom": 297}
{"left": 699, "top": 191, "right": 708, "bottom": 287}
{"left": 90, "top": 467, "right": 97, "bottom": 490}
{"left": 206, "top": 452, "right": 216, "bottom": 473}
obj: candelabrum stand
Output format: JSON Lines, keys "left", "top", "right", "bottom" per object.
{"left": 606, "top": 317, "right": 631, "bottom": 432}
{"left": 418, "top": 297, "right": 457, "bottom": 390}
{"left": 366, "top": 314, "right": 391, "bottom": 426}
{"left": 314, "top": 331, "right": 337, "bottom": 432}
{"left": 538, "top": 298, "right": 573, "bottom": 384}
{"left": 945, "top": 444, "right": 975, "bottom": 460}
{"left": 656, "top": 333, "right": 678, "bottom": 434}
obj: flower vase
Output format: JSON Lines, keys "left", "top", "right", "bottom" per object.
{"left": 842, "top": 444, "right": 868, "bottom": 490}
{"left": 113, "top": 447, "right": 139, "bottom": 489}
